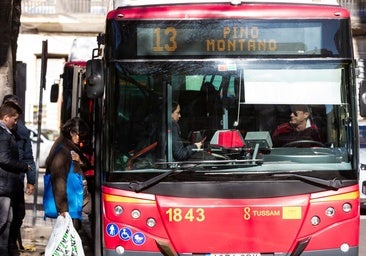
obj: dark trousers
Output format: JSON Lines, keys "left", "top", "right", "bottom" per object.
{"left": 0, "top": 197, "right": 12, "bottom": 256}
{"left": 9, "top": 179, "right": 25, "bottom": 249}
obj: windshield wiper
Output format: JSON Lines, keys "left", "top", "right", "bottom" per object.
{"left": 129, "top": 163, "right": 198, "bottom": 193}
{"left": 272, "top": 173, "right": 342, "bottom": 190}
{"left": 129, "top": 159, "right": 263, "bottom": 193}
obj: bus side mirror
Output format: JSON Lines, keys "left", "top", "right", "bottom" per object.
{"left": 50, "top": 83, "right": 59, "bottom": 102}
{"left": 86, "top": 59, "right": 104, "bottom": 98}
{"left": 360, "top": 80, "right": 366, "bottom": 117}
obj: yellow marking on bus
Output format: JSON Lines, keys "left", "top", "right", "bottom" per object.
{"left": 282, "top": 206, "right": 302, "bottom": 219}
{"left": 310, "top": 191, "right": 359, "bottom": 203}
{"left": 104, "top": 194, "right": 155, "bottom": 204}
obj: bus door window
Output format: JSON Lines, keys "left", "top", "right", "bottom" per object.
{"left": 113, "top": 74, "right": 161, "bottom": 169}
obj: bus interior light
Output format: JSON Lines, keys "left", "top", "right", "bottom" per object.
{"left": 342, "top": 203, "right": 352, "bottom": 213}
{"left": 310, "top": 216, "right": 320, "bottom": 226}
{"left": 131, "top": 209, "right": 141, "bottom": 219}
{"left": 114, "top": 205, "right": 124, "bottom": 216}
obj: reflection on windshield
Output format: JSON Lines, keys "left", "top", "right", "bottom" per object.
{"left": 109, "top": 61, "right": 352, "bottom": 172}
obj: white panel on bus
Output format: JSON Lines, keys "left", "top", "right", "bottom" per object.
{"left": 243, "top": 69, "right": 342, "bottom": 105}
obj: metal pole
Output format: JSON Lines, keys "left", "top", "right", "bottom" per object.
{"left": 32, "top": 40, "right": 47, "bottom": 225}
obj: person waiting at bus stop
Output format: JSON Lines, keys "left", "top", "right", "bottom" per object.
{"left": 272, "top": 105, "right": 322, "bottom": 147}
{"left": 0, "top": 102, "right": 30, "bottom": 256}
{"left": 171, "top": 102, "right": 203, "bottom": 161}
{"left": 2, "top": 95, "right": 36, "bottom": 255}
{"left": 45, "top": 117, "right": 92, "bottom": 229}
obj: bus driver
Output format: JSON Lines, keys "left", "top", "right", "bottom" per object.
{"left": 271, "top": 105, "right": 322, "bottom": 147}
{"left": 171, "top": 102, "right": 203, "bottom": 160}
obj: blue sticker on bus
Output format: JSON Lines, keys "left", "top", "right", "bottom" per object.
{"left": 119, "top": 227, "right": 132, "bottom": 241}
{"left": 132, "top": 232, "right": 146, "bottom": 245}
{"left": 106, "top": 223, "right": 119, "bottom": 237}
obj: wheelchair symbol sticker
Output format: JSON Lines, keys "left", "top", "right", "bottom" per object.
{"left": 119, "top": 227, "right": 132, "bottom": 241}
{"left": 132, "top": 232, "right": 146, "bottom": 245}
{"left": 106, "top": 223, "right": 119, "bottom": 237}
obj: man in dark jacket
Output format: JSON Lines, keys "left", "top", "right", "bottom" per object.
{"left": 0, "top": 101, "right": 30, "bottom": 256}
{"left": 2, "top": 95, "right": 36, "bottom": 255}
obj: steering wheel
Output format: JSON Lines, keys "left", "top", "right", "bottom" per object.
{"left": 283, "top": 140, "right": 325, "bottom": 148}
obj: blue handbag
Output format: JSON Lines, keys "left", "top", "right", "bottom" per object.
{"left": 43, "top": 162, "right": 84, "bottom": 219}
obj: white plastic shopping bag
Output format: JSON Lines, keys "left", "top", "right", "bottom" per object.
{"left": 45, "top": 212, "right": 85, "bottom": 256}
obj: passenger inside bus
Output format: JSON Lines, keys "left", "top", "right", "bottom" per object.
{"left": 192, "top": 81, "right": 222, "bottom": 131}
{"left": 271, "top": 105, "right": 323, "bottom": 147}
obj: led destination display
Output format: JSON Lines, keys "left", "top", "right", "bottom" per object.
{"left": 111, "top": 19, "right": 350, "bottom": 58}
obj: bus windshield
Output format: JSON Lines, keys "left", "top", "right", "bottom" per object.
{"left": 108, "top": 59, "right": 353, "bottom": 174}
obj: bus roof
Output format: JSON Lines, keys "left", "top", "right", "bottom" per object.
{"left": 108, "top": 1, "right": 349, "bottom": 19}
{"left": 113, "top": 0, "right": 340, "bottom": 8}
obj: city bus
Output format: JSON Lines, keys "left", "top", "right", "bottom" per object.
{"left": 85, "top": 0, "right": 360, "bottom": 255}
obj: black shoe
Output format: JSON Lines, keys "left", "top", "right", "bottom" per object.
{"left": 9, "top": 245, "right": 19, "bottom": 256}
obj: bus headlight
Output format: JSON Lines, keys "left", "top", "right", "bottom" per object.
{"left": 131, "top": 209, "right": 141, "bottom": 219}
{"left": 311, "top": 216, "right": 320, "bottom": 226}
{"left": 342, "top": 203, "right": 352, "bottom": 213}
{"left": 325, "top": 207, "right": 335, "bottom": 217}
{"left": 114, "top": 205, "right": 124, "bottom": 216}
{"left": 146, "top": 217, "right": 156, "bottom": 227}
{"left": 115, "top": 245, "right": 125, "bottom": 255}
{"left": 340, "top": 243, "right": 350, "bottom": 252}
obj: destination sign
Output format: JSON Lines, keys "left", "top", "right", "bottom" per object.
{"left": 137, "top": 22, "right": 324, "bottom": 56}
{"left": 112, "top": 20, "right": 350, "bottom": 58}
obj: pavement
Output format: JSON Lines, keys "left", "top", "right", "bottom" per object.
{"left": 18, "top": 169, "right": 93, "bottom": 256}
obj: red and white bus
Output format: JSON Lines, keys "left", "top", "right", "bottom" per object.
{"left": 85, "top": 0, "right": 360, "bottom": 255}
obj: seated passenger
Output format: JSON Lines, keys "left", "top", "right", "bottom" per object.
{"left": 171, "top": 102, "right": 203, "bottom": 160}
{"left": 272, "top": 105, "right": 321, "bottom": 147}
